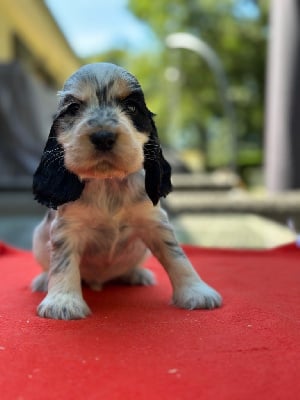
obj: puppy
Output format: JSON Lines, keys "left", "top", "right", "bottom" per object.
{"left": 32, "top": 63, "right": 222, "bottom": 319}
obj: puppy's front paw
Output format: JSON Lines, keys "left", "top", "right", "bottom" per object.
{"left": 172, "top": 282, "right": 222, "bottom": 310}
{"left": 37, "top": 293, "right": 91, "bottom": 320}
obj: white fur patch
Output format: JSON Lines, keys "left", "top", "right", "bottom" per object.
{"left": 37, "top": 292, "right": 91, "bottom": 320}
{"left": 172, "top": 281, "right": 222, "bottom": 310}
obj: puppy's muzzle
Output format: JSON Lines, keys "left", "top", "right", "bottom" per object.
{"left": 90, "top": 131, "right": 117, "bottom": 152}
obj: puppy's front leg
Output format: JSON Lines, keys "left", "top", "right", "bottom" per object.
{"left": 141, "top": 210, "right": 222, "bottom": 310}
{"left": 37, "top": 227, "right": 91, "bottom": 320}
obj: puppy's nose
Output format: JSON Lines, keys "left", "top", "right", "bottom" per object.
{"left": 89, "top": 131, "right": 116, "bottom": 151}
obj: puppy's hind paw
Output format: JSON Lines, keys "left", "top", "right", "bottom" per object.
{"left": 172, "top": 282, "right": 222, "bottom": 310}
{"left": 37, "top": 293, "right": 91, "bottom": 320}
{"left": 31, "top": 272, "right": 48, "bottom": 292}
{"left": 119, "top": 267, "right": 156, "bottom": 286}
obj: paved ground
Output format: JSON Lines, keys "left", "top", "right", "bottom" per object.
{"left": 0, "top": 191, "right": 295, "bottom": 250}
{"left": 0, "top": 215, "right": 42, "bottom": 249}
{"left": 173, "top": 213, "right": 295, "bottom": 249}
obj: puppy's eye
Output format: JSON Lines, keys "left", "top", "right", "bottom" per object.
{"left": 124, "top": 103, "right": 137, "bottom": 114}
{"left": 66, "top": 102, "right": 81, "bottom": 116}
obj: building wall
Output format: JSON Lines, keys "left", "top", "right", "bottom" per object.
{"left": 0, "top": 0, "right": 81, "bottom": 88}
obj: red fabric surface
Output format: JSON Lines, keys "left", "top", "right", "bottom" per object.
{"left": 0, "top": 242, "right": 300, "bottom": 400}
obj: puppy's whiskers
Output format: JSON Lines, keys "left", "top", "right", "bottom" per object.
{"left": 43, "top": 153, "right": 64, "bottom": 169}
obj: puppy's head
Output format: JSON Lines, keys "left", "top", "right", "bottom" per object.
{"left": 33, "top": 63, "right": 172, "bottom": 209}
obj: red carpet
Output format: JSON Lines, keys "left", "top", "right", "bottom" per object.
{"left": 0, "top": 242, "right": 300, "bottom": 400}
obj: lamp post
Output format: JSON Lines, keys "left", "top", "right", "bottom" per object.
{"left": 165, "top": 32, "right": 238, "bottom": 170}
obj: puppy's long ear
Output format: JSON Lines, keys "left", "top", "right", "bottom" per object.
{"left": 32, "top": 120, "right": 84, "bottom": 209}
{"left": 144, "top": 114, "right": 172, "bottom": 206}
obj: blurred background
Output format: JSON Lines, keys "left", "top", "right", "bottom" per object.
{"left": 0, "top": 0, "right": 299, "bottom": 249}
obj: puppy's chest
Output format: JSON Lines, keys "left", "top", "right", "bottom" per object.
{"left": 84, "top": 217, "right": 135, "bottom": 256}
{"left": 71, "top": 179, "right": 147, "bottom": 265}
{"left": 78, "top": 201, "right": 142, "bottom": 264}
{"left": 80, "top": 214, "right": 145, "bottom": 282}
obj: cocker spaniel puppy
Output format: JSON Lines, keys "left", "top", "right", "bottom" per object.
{"left": 32, "top": 62, "right": 222, "bottom": 319}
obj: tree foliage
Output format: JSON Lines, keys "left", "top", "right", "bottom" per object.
{"left": 127, "top": 0, "right": 268, "bottom": 169}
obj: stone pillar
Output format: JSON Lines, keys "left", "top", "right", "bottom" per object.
{"left": 265, "top": 0, "right": 300, "bottom": 191}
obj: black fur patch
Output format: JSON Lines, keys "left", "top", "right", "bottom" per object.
{"left": 143, "top": 115, "right": 172, "bottom": 205}
{"left": 96, "top": 80, "right": 114, "bottom": 105}
{"left": 32, "top": 123, "right": 84, "bottom": 209}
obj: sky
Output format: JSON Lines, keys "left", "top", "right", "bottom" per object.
{"left": 45, "top": 0, "right": 260, "bottom": 58}
{"left": 45, "top": 0, "right": 158, "bottom": 57}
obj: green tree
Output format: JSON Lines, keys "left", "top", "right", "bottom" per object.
{"left": 127, "top": 0, "right": 268, "bottom": 171}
